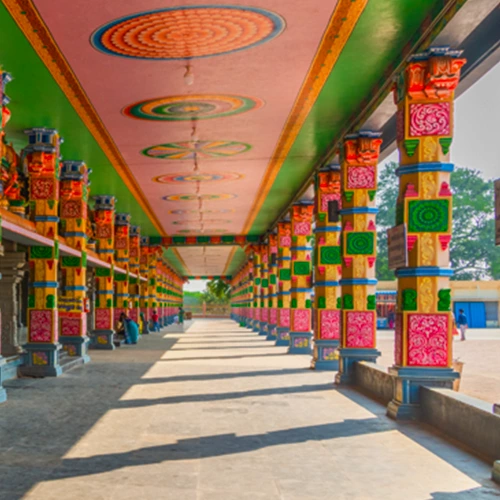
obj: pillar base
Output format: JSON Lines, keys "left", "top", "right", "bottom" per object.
{"left": 252, "top": 320, "right": 260, "bottom": 333}
{"left": 239, "top": 321, "right": 246, "bottom": 328}
{"left": 266, "top": 325, "right": 277, "bottom": 341}
{"left": 89, "top": 330, "right": 115, "bottom": 350}
{"left": 335, "top": 348, "right": 381, "bottom": 385}
{"left": 288, "top": 332, "right": 312, "bottom": 355}
{"left": 493, "top": 461, "right": 500, "bottom": 484}
{"left": 275, "top": 327, "right": 290, "bottom": 346}
{"left": 387, "top": 366, "right": 459, "bottom": 421}
{"left": 20, "top": 343, "right": 63, "bottom": 377}
{"left": 60, "top": 336, "right": 91, "bottom": 364}
{"left": 0, "top": 357, "right": 7, "bottom": 403}
{"left": 259, "top": 322, "right": 268, "bottom": 336}
{"left": 311, "top": 339, "right": 339, "bottom": 371}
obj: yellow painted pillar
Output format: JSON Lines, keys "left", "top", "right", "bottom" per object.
{"left": 259, "top": 244, "right": 269, "bottom": 335}
{"left": 288, "top": 202, "right": 314, "bottom": 354}
{"left": 251, "top": 246, "right": 262, "bottom": 332}
{"left": 59, "top": 160, "right": 90, "bottom": 361}
{"left": 128, "top": 225, "right": 141, "bottom": 325}
{"left": 336, "top": 132, "right": 382, "bottom": 384}
{"left": 266, "top": 234, "right": 279, "bottom": 341}
{"left": 312, "top": 164, "right": 342, "bottom": 370}
{"left": 276, "top": 220, "right": 292, "bottom": 346}
{"left": 388, "top": 47, "right": 466, "bottom": 419}
{"left": 113, "top": 213, "right": 131, "bottom": 328}
{"left": 91, "top": 195, "right": 115, "bottom": 350}
{"left": 139, "top": 237, "right": 151, "bottom": 332}
{"left": 21, "top": 128, "right": 63, "bottom": 376}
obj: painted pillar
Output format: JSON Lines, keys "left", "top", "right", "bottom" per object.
{"left": 91, "top": 195, "right": 115, "bottom": 350}
{"left": 288, "top": 202, "right": 314, "bottom": 354}
{"left": 312, "top": 164, "right": 342, "bottom": 370}
{"left": 259, "top": 244, "right": 269, "bottom": 335}
{"left": 139, "top": 237, "right": 150, "bottom": 333}
{"left": 244, "top": 255, "right": 254, "bottom": 329}
{"left": 113, "top": 213, "right": 131, "bottom": 329}
{"left": 128, "top": 225, "right": 141, "bottom": 324}
{"left": 266, "top": 234, "right": 279, "bottom": 341}
{"left": 335, "top": 132, "right": 382, "bottom": 384}
{"left": 59, "top": 160, "right": 90, "bottom": 361}
{"left": 21, "top": 128, "right": 63, "bottom": 376}
{"left": 276, "top": 220, "right": 292, "bottom": 346}
{"left": 252, "top": 247, "right": 262, "bottom": 332}
{"left": 387, "top": 47, "right": 466, "bottom": 419}
{"left": 148, "top": 247, "right": 159, "bottom": 328}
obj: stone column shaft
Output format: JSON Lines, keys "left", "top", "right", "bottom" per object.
{"left": 276, "top": 221, "right": 292, "bottom": 346}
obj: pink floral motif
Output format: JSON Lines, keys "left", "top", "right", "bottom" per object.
{"left": 95, "top": 308, "right": 112, "bottom": 330}
{"left": 129, "top": 309, "right": 138, "bottom": 322}
{"left": 409, "top": 102, "right": 450, "bottom": 137}
{"left": 280, "top": 236, "right": 292, "bottom": 247}
{"left": 346, "top": 311, "right": 374, "bottom": 348}
{"left": 407, "top": 313, "right": 448, "bottom": 367}
{"left": 114, "top": 308, "right": 125, "bottom": 324}
{"left": 254, "top": 309, "right": 260, "bottom": 321}
{"left": 320, "top": 310, "right": 341, "bottom": 339}
{"left": 321, "top": 193, "right": 342, "bottom": 212}
{"left": 292, "top": 309, "right": 311, "bottom": 332}
{"left": 60, "top": 316, "right": 82, "bottom": 336}
{"left": 261, "top": 308, "right": 268, "bottom": 322}
{"left": 395, "top": 313, "right": 403, "bottom": 365}
{"left": 346, "top": 166, "right": 376, "bottom": 189}
{"left": 279, "top": 309, "right": 290, "bottom": 328}
{"left": 269, "top": 308, "right": 277, "bottom": 325}
{"left": 294, "top": 222, "right": 311, "bottom": 236}
{"left": 30, "top": 310, "right": 53, "bottom": 342}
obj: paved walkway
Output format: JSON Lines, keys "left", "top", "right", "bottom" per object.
{"left": 0, "top": 320, "right": 498, "bottom": 500}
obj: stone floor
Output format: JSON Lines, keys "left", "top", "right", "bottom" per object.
{"left": 0, "top": 319, "right": 499, "bottom": 500}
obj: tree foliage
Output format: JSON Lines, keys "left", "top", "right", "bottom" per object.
{"left": 202, "top": 279, "right": 231, "bottom": 304}
{"left": 377, "top": 162, "right": 499, "bottom": 281}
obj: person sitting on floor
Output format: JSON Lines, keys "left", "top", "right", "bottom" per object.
{"left": 119, "top": 312, "right": 140, "bottom": 344}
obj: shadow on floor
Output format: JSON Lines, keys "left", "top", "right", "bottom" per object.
{"left": 117, "top": 382, "right": 333, "bottom": 408}
{"left": 160, "top": 352, "right": 289, "bottom": 362}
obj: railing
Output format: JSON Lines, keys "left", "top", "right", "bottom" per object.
{"left": 184, "top": 304, "right": 231, "bottom": 318}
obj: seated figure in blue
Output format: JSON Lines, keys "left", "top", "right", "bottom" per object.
{"left": 120, "top": 312, "right": 139, "bottom": 344}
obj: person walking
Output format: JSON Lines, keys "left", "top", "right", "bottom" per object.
{"left": 457, "top": 308, "right": 468, "bottom": 341}
{"left": 151, "top": 309, "right": 160, "bottom": 332}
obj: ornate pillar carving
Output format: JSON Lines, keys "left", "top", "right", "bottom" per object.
{"left": 59, "top": 161, "right": 90, "bottom": 361}
{"left": 21, "top": 128, "right": 63, "bottom": 376}
{"left": 276, "top": 220, "right": 292, "bottom": 346}
{"left": 387, "top": 47, "right": 466, "bottom": 419}
{"left": 288, "top": 202, "right": 314, "bottom": 354}
{"left": 312, "top": 164, "right": 342, "bottom": 370}
{"left": 259, "top": 244, "right": 269, "bottom": 335}
{"left": 266, "top": 234, "right": 278, "bottom": 341}
{"left": 128, "top": 225, "right": 141, "bottom": 324}
{"left": 139, "top": 237, "right": 151, "bottom": 333}
{"left": 335, "top": 131, "right": 382, "bottom": 384}
{"left": 113, "top": 213, "right": 131, "bottom": 328}
{"left": 251, "top": 247, "right": 261, "bottom": 332}
{"left": 90, "top": 195, "right": 115, "bottom": 350}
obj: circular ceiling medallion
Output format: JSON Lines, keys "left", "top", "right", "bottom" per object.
{"left": 163, "top": 193, "right": 236, "bottom": 202}
{"left": 173, "top": 219, "right": 232, "bottom": 225}
{"left": 124, "top": 94, "right": 263, "bottom": 121}
{"left": 143, "top": 141, "right": 251, "bottom": 160}
{"left": 153, "top": 172, "right": 242, "bottom": 183}
{"left": 91, "top": 6, "right": 285, "bottom": 60}
{"left": 169, "top": 209, "right": 235, "bottom": 215}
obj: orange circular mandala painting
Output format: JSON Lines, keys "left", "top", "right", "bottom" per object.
{"left": 91, "top": 6, "right": 285, "bottom": 60}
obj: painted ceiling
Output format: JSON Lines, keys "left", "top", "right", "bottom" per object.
{"left": 0, "top": 0, "right": 460, "bottom": 277}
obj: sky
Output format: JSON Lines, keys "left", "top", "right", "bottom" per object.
{"left": 385, "top": 61, "right": 500, "bottom": 179}
{"left": 184, "top": 62, "right": 500, "bottom": 292}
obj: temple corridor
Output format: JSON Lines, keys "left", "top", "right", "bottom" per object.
{"left": 0, "top": 319, "right": 497, "bottom": 500}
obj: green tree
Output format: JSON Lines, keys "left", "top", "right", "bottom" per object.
{"left": 376, "top": 162, "right": 499, "bottom": 281}
{"left": 202, "top": 279, "right": 231, "bottom": 304}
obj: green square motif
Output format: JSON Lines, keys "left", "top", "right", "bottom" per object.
{"left": 408, "top": 199, "right": 449, "bottom": 233}
{"left": 346, "top": 232, "right": 374, "bottom": 255}
{"left": 320, "top": 246, "right": 341, "bottom": 265}
{"left": 279, "top": 269, "right": 291, "bottom": 281}
{"left": 293, "top": 261, "right": 310, "bottom": 276}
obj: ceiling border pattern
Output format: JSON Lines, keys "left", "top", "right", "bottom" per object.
{"left": 2, "top": 0, "right": 166, "bottom": 236}
{"left": 241, "top": 0, "right": 368, "bottom": 234}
